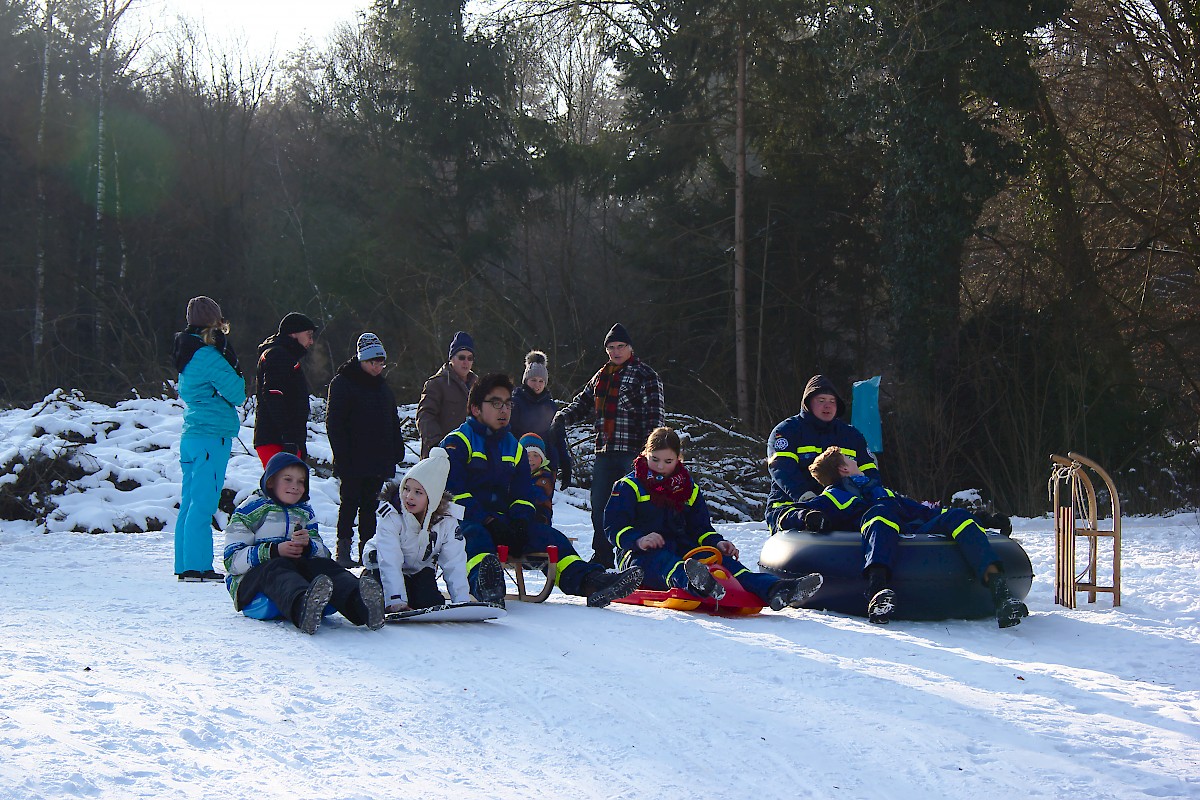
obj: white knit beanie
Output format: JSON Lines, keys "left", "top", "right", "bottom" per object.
{"left": 357, "top": 332, "right": 387, "bottom": 361}
{"left": 402, "top": 447, "right": 451, "bottom": 533}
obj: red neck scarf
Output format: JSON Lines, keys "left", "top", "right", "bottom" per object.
{"left": 635, "top": 455, "right": 694, "bottom": 510}
{"left": 594, "top": 360, "right": 626, "bottom": 444}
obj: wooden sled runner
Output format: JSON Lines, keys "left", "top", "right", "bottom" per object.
{"left": 614, "top": 546, "right": 765, "bottom": 617}
{"left": 496, "top": 544, "right": 559, "bottom": 603}
{"left": 384, "top": 601, "right": 507, "bottom": 623}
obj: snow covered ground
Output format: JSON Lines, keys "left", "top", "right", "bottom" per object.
{"left": 1, "top": 394, "right": 1199, "bottom": 799}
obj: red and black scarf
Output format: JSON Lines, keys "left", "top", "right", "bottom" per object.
{"left": 594, "top": 360, "right": 626, "bottom": 445}
{"left": 635, "top": 454, "right": 694, "bottom": 511}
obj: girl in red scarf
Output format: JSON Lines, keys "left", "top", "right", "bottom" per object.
{"left": 603, "top": 427, "right": 822, "bottom": 610}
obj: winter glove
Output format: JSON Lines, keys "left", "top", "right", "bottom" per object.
{"left": 559, "top": 465, "right": 572, "bottom": 490}
{"left": 485, "top": 517, "right": 528, "bottom": 554}
{"left": 282, "top": 442, "right": 301, "bottom": 457}
{"left": 801, "top": 509, "right": 826, "bottom": 533}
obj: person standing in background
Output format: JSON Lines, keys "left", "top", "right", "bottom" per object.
{"left": 416, "top": 331, "right": 478, "bottom": 459}
{"left": 253, "top": 312, "right": 318, "bottom": 467}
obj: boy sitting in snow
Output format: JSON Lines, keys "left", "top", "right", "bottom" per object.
{"left": 223, "top": 452, "right": 385, "bottom": 634}
{"left": 362, "top": 447, "right": 475, "bottom": 612}
{"left": 803, "top": 446, "right": 1028, "bottom": 628}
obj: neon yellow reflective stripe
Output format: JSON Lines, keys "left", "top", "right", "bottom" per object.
{"left": 554, "top": 554, "right": 581, "bottom": 585}
{"left": 451, "top": 430, "right": 485, "bottom": 461}
{"left": 504, "top": 443, "right": 523, "bottom": 465}
{"left": 823, "top": 489, "right": 856, "bottom": 510}
{"left": 686, "top": 485, "right": 700, "bottom": 506}
{"left": 665, "top": 559, "right": 686, "bottom": 585}
{"left": 510, "top": 499, "right": 535, "bottom": 511}
{"left": 769, "top": 451, "right": 799, "bottom": 464}
{"left": 619, "top": 476, "right": 649, "bottom": 502}
{"left": 697, "top": 531, "right": 719, "bottom": 544}
{"left": 453, "top": 492, "right": 473, "bottom": 502}
{"left": 732, "top": 567, "right": 750, "bottom": 577}
{"left": 796, "top": 446, "right": 823, "bottom": 455}
{"left": 769, "top": 501, "right": 793, "bottom": 509}
{"left": 466, "top": 552, "right": 490, "bottom": 573}
{"left": 862, "top": 514, "right": 900, "bottom": 534}
{"left": 616, "top": 526, "right": 637, "bottom": 549}
{"left": 860, "top": 461, "right": 878, "bottom": 472}
{"left": 950, "top": 518, "right": 976, "bottom": 539}
{"left": 838, "top": 447, "right": 858, "bottom": 458}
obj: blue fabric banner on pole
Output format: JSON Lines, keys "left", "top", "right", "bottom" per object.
{"left": 852, "top": 375, "right": 883, "bottom": 453}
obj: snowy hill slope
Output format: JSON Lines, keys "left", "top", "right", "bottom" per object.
{"left": 1, "top": 393, "right": 1198, "bottom": 799}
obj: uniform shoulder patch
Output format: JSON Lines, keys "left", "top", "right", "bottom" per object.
{"left": 773, "top": 436, "right": 789, "bottom": 451}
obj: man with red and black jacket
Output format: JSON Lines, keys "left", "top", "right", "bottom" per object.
{"left": 253, "top": 312, "right": 318, "bottom": 467}
{"left": 551, "top": 323, "right": 665, "bottom": 568}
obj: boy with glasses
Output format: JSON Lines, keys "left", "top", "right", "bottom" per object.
{"left": 443, "top": 373, "right": 643, "bottom": 608}
{"left": 417, "top": 331, "right": 478, "bottom": 458}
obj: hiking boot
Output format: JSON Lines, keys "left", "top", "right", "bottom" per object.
{"left": 582, "top": 566, "right": 644, "bottom": 608}
{"left": 201, "top": 569, "right": 224, "bottom": 581}
{"left": 297, "top": 574, "right": 334, "bottom": 635}
{"left": 177, "top": 570, "right": 203, "bottom": 582}
{"left": 989, "top": 574, "right": 1029, "bottom": 629}
{"left": 867, "top": 588, "right": 896, "bottom": 624}
{"left": 335, "top": 539, "right": 355, "bottom": 568}
{"left": 359, "top": 573, "right": 386, "bottom": 631}
{"left": 766, "top": 573, "right": 824, "bottom": 611}
{"left": 683, "top": 558, "right": 726, "bottom": 600}
{"left": 474, "top": 553, "right": 506, "bottom": 608}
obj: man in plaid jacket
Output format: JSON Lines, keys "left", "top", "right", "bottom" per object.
{"left": 553, "top": 323, "right": 665, "bottom": 567}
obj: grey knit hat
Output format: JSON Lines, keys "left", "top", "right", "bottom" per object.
{"left": 357, "top": 332, "right": 387, "bottom": 361}
{"left": 522, "top": 350, "right": 548, "bottom": 384}
{"left": 185, "top": 296, "right": 223, "bottom": 328}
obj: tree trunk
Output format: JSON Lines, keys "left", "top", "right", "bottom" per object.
{"left": 734, "top": 29, "right": 748, "bottom": 422}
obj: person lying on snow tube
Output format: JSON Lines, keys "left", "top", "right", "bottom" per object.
{"left": 799, "top": 446, "right": 1028, "bottom": 628}
{"left": 604, "top": 426, "right": 822, "bottom": 611}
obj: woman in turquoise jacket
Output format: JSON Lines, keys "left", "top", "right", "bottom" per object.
{"left": 172, "top": 296, "right": 247, "bottom": 580}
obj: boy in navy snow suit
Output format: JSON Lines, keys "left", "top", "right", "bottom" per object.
{"left": 223, "top": 452, "right": 385, "bottom": 634}
{"left": 803, "top": 447, "right": 1028, "bottom": 628}
{"left": 442, "top": 373, "right": 643, "bottom": 608}
{"left": 765, "top": 375, "right": 879, "bottom": 534}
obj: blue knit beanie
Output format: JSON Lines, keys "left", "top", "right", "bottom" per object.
{"left": 260, "top": 452, "right": 310, "bottom": 504}
{"left": 448, "top": 331, "right": 475, "bottom": 361}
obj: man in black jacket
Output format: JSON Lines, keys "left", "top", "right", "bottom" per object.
{"left": 253, "top": 312, "right": 318, "bottom": 467}
{"left": 326, "top": 333, "right": 406, "bottom": 566}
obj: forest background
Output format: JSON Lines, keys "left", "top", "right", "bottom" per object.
{"left": 1, "top": 0, "right": 1197, "bottom": 516}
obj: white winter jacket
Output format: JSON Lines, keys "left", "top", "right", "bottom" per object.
{"left": 364, "top": 497, "right": 470, "bottom": 606}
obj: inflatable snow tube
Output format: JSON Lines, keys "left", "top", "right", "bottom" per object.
{"left": 758, "top": 529, "right": 1033, "bottom": 621}
{"left": 242, "top": 592, "right": 335, "bottom": 621}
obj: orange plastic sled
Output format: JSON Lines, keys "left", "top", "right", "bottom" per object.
{"left": 613, "top": 546, "right": 764, "bottom": 616}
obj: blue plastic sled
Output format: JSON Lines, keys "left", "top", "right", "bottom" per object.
{"left": 242, "top": 592, "right": 334, "bottom": 621}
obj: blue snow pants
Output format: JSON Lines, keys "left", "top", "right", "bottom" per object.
{"left": 861, "top": 505, "right": 999, "bottom": 583}
{"left": 618, "top": 546, "right": 780, "bottom": 602}
{"left": 175, "top": 435, "right": 232, "bottom": 574}
{"left": 461, "top": 520, "right": 601, "bottom": 597}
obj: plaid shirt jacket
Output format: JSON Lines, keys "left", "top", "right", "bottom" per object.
{"left": 557, "top": 358, "right": 665, "bottom": 454}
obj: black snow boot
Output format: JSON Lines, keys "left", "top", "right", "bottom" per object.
{"left": 296, "top": 574, "right": 334, "bottom": 635}
{"left": 582, "top": 566, "right": 644, "bottom": 608}
{"left": 359, "top": 573, "right": 386, "bottom": 631}
{"left": 474, "top": 553, "right": 507, "bottom": 609}
{"left": 865, "top": 565, "right": 895, "bottom": 624}
{"left": 683, "top": 558, "right": 726, "bottom": 600}
{"left": 989, "top": 574, "right": 1029, "bottom": 629}
{"left": 335, "top": 538, "right": 356, "bottom": 568}
{"left": 766, "top": 573, "right": 824, "bottom": 611}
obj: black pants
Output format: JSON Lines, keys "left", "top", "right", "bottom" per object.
{"left": 237, "top": 556, "right": 370, "bottom": 627}
{"left": 337, "top": 475, "right": 385, "bottom": 555}
{"left": 404, "top": 568, "right": 447, "bottom": 609}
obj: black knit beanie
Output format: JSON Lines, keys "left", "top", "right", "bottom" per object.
{"left": 604, "top": 323, "right": 632, "bottom": 348}
{"left": 278, "top": 312, "right": 318, "bottom": 336}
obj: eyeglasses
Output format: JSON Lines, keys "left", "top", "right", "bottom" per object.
{"left": 605, "top": 343, "right": 630, "bottom": 352}
{"left": 482, "top": 398, "right": 513, "bottom": 410}
{"left": 454, "top": 353, "right": 475, "bottom": 362}
{"left": 366, "top": 358, "right": 386, "bottom": 365}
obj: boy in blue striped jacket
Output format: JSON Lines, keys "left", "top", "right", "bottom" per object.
{"left": 223, "top": 452, "right": 385, "bottom": 634}
{"left": 803, "top": 447, "right": 1027, "bottom": 628}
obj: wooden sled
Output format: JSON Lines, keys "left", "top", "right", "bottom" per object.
{"left": 614, "top": 546, "right": 765, "bottom": 617}
{"left": 496, "top": 544, "right": 558, "bottom": 603}
{"left": 384, "top": 601, "right": 506, "bottom": 623}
